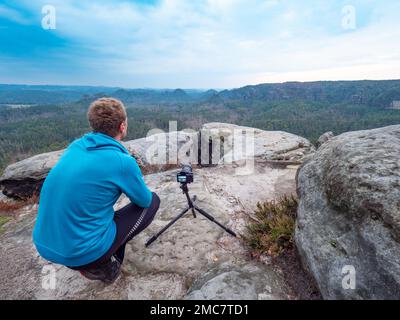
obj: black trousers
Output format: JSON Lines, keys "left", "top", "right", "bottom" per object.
{"left": 69, "top": 192, "right": 160, "bottom": 271}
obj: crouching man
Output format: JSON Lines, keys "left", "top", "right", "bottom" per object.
{"left": 33, "top": 98, "right": 160, "bottom": 284}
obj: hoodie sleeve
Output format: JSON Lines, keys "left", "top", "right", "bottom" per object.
{"left": 118, "top": 154, "right": 153, "bottom": 208}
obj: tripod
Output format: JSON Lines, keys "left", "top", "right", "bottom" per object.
{"left": 145, "top": 182, "right": 237, "bottom": 247}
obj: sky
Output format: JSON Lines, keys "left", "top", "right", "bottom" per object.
{"left": 0, "top": 0, "right": 399, "bottom": 89}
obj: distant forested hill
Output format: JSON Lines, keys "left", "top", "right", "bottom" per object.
{"left": 2, "top": 80, "right": 400, "bottom": 106}
{"left": 217, "top": 80, "right": 400, "bottom": 107}
{"left": 0, "top": 85, "right": 207, "bottom": 105}
{"left": 0, "top": 84, "right": 120, "bottom": 104}
{"left": 1, "top": 80, "right": 400, "bottom": 174}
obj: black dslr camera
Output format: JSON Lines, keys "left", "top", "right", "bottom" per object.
{"left": 177, "top": 164, "right": 194, "bottom": 184}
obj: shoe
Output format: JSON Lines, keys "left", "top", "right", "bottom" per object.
{"left": 79, "top": 259, "right": 121, "bottom": 284}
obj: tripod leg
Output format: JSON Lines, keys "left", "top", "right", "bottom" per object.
{"left": 190, "top": 195, "right": 197, "bottom": 218}
{"left": 193, "top": 205, "right": 237, "bottom": 237}
{"left": 145, "top": 206, "right": 191, "bottom": 247}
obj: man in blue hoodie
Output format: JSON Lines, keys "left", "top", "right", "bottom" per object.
{"left": 33, "top": 98, "right": 160, "bottom": 284}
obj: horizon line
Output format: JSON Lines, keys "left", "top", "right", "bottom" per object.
{"left": 1, "top": 78, "right": 400, "bottom": 91}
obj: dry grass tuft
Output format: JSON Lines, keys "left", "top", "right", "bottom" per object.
{"left": 0, "top": 200, "right": 26, "bottom": 213}
{"left": 0, "top": 192, "right": 40, "bottom": 216}
{"left": 244, "top": 195, "right": 298, "bottom": 257}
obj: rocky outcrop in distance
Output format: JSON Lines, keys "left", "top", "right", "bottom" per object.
{"left": 0, "top": 123, "right": 313, "bottom": 200}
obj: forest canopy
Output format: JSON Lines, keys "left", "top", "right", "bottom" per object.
{"left": 1, "top": 80, "right": 400, "bottom": 174}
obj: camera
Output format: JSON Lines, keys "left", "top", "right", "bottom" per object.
{"left": 177, "top": 164, "right": 194, "bottom": 184}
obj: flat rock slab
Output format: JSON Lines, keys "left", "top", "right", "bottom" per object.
{"left": 0, "top": 164, "right": 298, "bottom": 300}
{"left": 185, "top": 261, "right": 290, "bottom": 300}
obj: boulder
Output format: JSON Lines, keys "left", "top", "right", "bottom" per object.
{"left": 295, "top": 125, "right": 400, "bottom": 299}
{"left": 123, "top": 130, "right": 199, "bottom": 172}
{"left": 0, "top": 150, "right": 64, "bottom": 200}
{"left": 0, "top": 123, "right": 314, "bottom": 199}
{"left": 316, "top": 132, "right": 334, "bottom": 149}
{"left": 202, "top": 122, "right": 313, "bottom": 165}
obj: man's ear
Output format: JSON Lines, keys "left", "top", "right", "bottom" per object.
{"left": 120, "top": 121, "right": 126, "bottom": 132}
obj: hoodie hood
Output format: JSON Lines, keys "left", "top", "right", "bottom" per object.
{"left": 81, "top": 132, "right": 129, "bottom": 154}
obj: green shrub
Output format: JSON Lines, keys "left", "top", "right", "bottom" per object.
{"left": 244, "top": 195, "right": 298, "bottom": 257}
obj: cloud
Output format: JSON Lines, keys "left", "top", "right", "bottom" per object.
{"left": 0, "top": 0, "right": 399, "bottom": 88}
{"left": 0, "top": 4, "right": 30, "bottom": 24}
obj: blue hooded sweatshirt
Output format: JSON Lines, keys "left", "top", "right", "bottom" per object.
{"left": 32, "top": 132, "right": 153, "bottom": 267}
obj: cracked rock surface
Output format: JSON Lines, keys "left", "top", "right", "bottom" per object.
{"left": 0, "top": 164, "right": 299, "bottom": 300}
{"left": 296, "top": 125, "right": 400, "bottom": 300}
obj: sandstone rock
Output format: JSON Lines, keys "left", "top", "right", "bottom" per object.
{"left": 201, "top": 122, "right": 314, "bottom": 165}
{"left": 316, "top": 131, "right": 334, "bottom": 149}
{"left": 0, "top": 150, "right": 64, "bottom": 199}
{"left": 123, "top": 130, "right": 199, "bottom": 172}
{"left": 0, "top": 123, "right": 314, "bottom": 199}
{"left": 0, "top": 122, "right": 315, "bottom": 300}
{"left": 0, "top": 161, "right": 300, "bottom": 299}
{"left": 296, "top": 125, "right": 400, "bottom": 299}
{"left": 184, "top": 261, "right": 290, "bottom": 300}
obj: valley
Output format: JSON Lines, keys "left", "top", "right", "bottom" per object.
{"left": 1, "top": 80, "right": 400, "bottom": 174}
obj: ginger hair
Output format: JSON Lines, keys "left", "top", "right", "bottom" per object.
{"left": 87, "top": 98, "right": 127, "bottom": 137}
